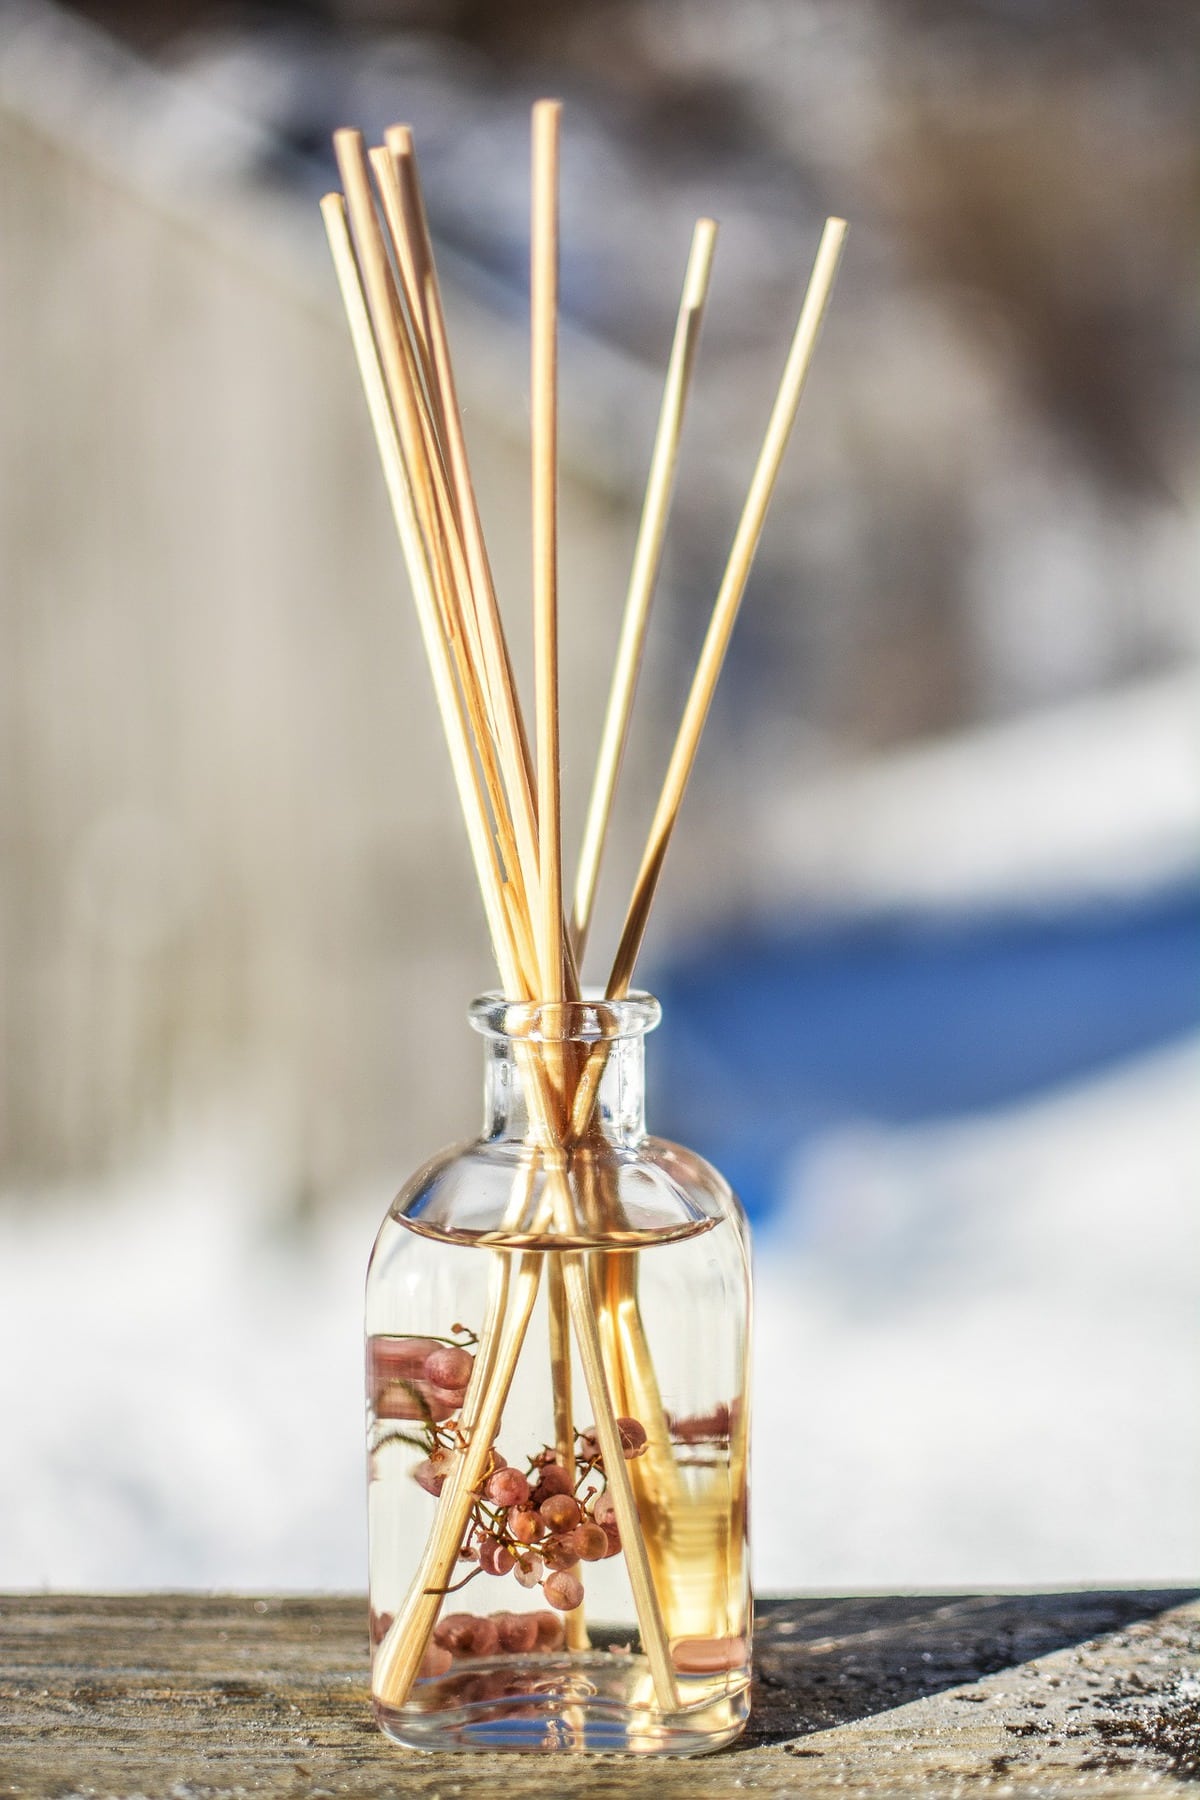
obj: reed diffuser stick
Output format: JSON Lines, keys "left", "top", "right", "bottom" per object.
{"left": 320, "top": 195, "right": 513, "bottom": 987}
{"left": 531, "top": 99, "right": 566, "bottom": 1018}
{"left": 374, "top": 124, "right": 440, "bottom": 421}
{"left": 607, "top": 215, "right": 848, "bottom": 1001}
{"left": 570, "top": 218, "right": 718, "bottom": 961}
{"left": 349, "top": 134, "right": 536, "bottom": 963}
{"left": 546, "top": 1254, "right": 586, "bottom": 1650}
{"left": 382, "top": 127, "right": 544, "bottom": 924}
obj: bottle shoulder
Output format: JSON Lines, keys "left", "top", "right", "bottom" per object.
{"left": 375, "top": 1131, "right": 745, "bottom": 1252}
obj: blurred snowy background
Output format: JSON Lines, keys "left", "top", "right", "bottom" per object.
{"left": 0, "top": 0, "right": 1197, "bottom": 1593}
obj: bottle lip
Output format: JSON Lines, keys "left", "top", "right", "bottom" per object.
{"left": 468, "top": 990, "right": 661, "bottom": 1044}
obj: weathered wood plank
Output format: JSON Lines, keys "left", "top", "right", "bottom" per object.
{"left": 0, "top": 1591, "right": 1196, "bottom": 1797}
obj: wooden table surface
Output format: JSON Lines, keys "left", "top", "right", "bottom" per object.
{"left": 1, "top": 1590, "right": 1197, "bottom": 1797}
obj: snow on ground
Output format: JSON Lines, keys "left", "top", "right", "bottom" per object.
{"left": 1, "top": 1032, "right": 1195, "bottom": 1593}
{"left": 755, "top": 1033, "right": 1200, "bottom": 1591}
{"left": 752, "top": 671, "right": 1200, "bottom": 916}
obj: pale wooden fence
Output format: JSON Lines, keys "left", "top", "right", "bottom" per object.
{"left": 0, "top": 20, "right": 646, "bottom": 1198}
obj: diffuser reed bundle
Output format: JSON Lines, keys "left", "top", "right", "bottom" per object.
{"left": 323, "top": 102, "right": 845, "bottom": 1717}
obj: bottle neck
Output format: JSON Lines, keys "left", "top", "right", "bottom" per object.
{"left": 482, "top": 1032, "right": 648, "bottom": 1148}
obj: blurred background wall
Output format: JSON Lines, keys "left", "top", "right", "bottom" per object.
{"left": 0, "top": 0, "right": 1196, "bottom": 1591}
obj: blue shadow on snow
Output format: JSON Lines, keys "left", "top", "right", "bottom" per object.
{"left": 647, "top": 881, "right": 1200, "bottom": 1225}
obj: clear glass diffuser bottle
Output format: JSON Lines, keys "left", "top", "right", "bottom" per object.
{"left": 365, "top": 993, "right": 752, "bottom": 1755}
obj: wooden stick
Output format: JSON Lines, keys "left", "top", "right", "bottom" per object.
{"left": 383, "top": 124, "right": 544, "bottom": 928}
{"left": 607, "top": 216, "right": 848, "bottom": 1001}
{"left": 561, "top": 1248, "right": 679, "bottom": 1706}
{"left": 376, "top": 124, "right": 440, "bottom": 420}
{"left": 321, "top": 193, "right": 515, "bottom": 990}
{"left": 546, "top": 1257, "right": 587, "bottom": 1650}
{"left": 527, "top": 104, "right": 609, "bottom": 1659}
{"left": 358, "top": 139, "right": 538, "bottom": 962}
{"left": 381, "top": 125, "right": 586, "bottom": 1008}
{"left": 531, "top": 99, "right": 565, "bottom": 1017}
{"left": 570, "top": 218, "right": 718, "bottom": 962}
{"left": 367, "top": 143, "right": 453, "bottom": 509}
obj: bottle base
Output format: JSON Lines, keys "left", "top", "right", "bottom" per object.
{"left": 374, "top": 1651, "right": 750, "bottom": 1756}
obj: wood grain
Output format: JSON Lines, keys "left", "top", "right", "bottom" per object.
{"left": 1, "top": 1590, "right": 1197, "bottom": 1796}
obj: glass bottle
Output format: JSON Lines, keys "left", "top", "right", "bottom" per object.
{"left": 365, "top": 993, "right": 752, "bottom": 1755}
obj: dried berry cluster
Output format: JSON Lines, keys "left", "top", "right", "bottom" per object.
{"left": 369, "top": 1331, "right": 650, "bottom": 1642}
{"left": 442, "top": 1426, "right": 644, "bottom": 1618}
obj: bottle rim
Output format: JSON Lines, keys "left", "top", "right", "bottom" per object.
{"left": 468, "top": 990, "right": 661, "bottom": 1044}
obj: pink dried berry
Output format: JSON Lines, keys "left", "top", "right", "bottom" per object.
{"left": 671, "top": 1635, "right": 747, "bottom": 1674}
{"left": 426, "top": 1386, "right": 467, "bottom": 1421}
{"left": 591, "top": 1492, "right": 616, "bottom": 1528}
{"left": 514, "top": 1554, "right": 545, "bottom": 1589}
{"left": 425, "top": 1345, "right": 474, "bottom": 1389}
{"left": 412, "top": 1459, "right": 442, "bottom": 1497}
{"left": 412, "top": 1451, "right": 452, "bottom": 1497}
{"left": 432, "top": 1613, "right": 471, "bottom": 1653}
{"left": 484, "top": 1466, "right": 530, "bottom": 1507}
{"left": 543, "top": 1571, "right": 584, "bottom": 1613}
{"left": 534, "top": 1610, "right": 566, "bottom": 1650}
{"left": 532, "top": 1463, "right": 573, "bottom": 1500}
{"left": 541, "top": 1536, "right": 581, "bottom": 1572}
{"left": 417, "top": 1642, "right": 453, "bottom": 1678}
{"left": 570, "top": 1522, "right": 609, "bottom": 1562}
{"left": 539, "top": 1493, "right": 580, "bottom": 1533}
{"left": 616, "top": 1417, "right": 647, "bottom": 1456}
{"left": 478, "top": 1538, "right": 515, "bottom": 1577}
{"left": 506, "top": 1505, "right": 542, "bottom": 1545}
{"left": 433, "top": 1612, "right": 499, "bottom": 1658}
{"left": 493, "top": 1611, "right": 539, "bottom": 1654}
